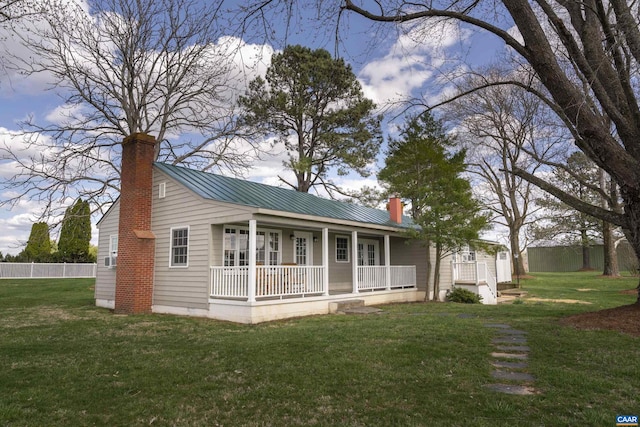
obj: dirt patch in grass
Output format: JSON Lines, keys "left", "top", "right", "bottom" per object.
{"left": 560, "top": 303, "right": 640, "bottom": 337}
{"left": 0, "top": 306, "right": 82, "bottom": 328}
{"left": 526, "top": 297, "right": 592, "bottom": 304}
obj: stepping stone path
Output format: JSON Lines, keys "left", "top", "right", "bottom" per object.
{"left": 483, "top": 323, "right": 538, "bottom": 395}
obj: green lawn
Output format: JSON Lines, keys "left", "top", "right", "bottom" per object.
{"left": 0, "top": 273, "right": 638, "bottom": 426}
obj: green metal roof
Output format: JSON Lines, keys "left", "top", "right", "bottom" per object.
{"left": 154, "top": 162, "right": 414, "bottom": 229}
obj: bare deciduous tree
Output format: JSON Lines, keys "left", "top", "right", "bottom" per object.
{"left": 446, "top": 69, "right": 562, "bottom": 276}
{"left": 342, "top": 0, "right": 640, "bottom": 297}
{"left": 0, "top": 0, "right": 35, "bottom": 23}
{"left": 1, "top": 0, "right": 257, "bottom": 217}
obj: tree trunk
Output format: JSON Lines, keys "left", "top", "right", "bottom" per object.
{"left": 621, "top": 201, "right": 640, "bottom": 304}
{"left": 509, "top": 232, "right": 525, "bottom": 278}
{"left": 602, "top": 221, "right": 620, "bottom": 276}
{"left": 580, "top": 229, "right": 591, "bottom": 270}
{"left": 423, "top": 240, "right": 432, "bottom": 302}
{"left": 432, "top": 243, "right": 442, "bottom": 302}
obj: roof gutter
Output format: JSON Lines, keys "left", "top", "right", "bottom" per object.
{"left": 255, "top": 208, "right": 409, "bottom": 233}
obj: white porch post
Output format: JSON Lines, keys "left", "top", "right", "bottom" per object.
{"left": 322, "top": 228, "right": 329, "bottom": 296}
{"left": 474, "top": 261, "right": 480, "bottom": 286}
{"left": 384, "top": 234, "right": 391, "bottom": 291}
{"left": 248, "top": 219, "right": 257, "bottom": 303}
{"left": 352, "top": 230, "right": 359, "bottom": 293}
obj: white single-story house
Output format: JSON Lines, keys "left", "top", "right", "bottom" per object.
{"left": 95, "top": 134, "right": 511, "bottom": 324}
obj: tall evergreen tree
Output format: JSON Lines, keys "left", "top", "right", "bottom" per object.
{"left": 238, "top": 45, "right": 382, "bottom": 195}
{"left": 379, "top": 113, "right": 488, "bottom": 301}
{"left": 58, "top": 199, "right": 92, "bottom": 263}
{"left": 23, "top": 222, "right": 52, "bottom": 262}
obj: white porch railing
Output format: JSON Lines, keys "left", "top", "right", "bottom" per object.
{"left": 356, "top": 265, "right": 417, "bottom": 291}
{"left": 357, "top": 266, "right": 387, "bottom": 290}
{"left": 211, "top": 265, "right": 418, "bottom": 300}
{"left": 390, "top": 266, "right": 417, "bottom": 288}
{"left": 210, "top": 265, "right": 325, "bottom": 299}
{"left": 452, "top": 261, "right": 497, "bottom": 302}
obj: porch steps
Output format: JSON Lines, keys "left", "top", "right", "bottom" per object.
{"left": 330, "top": 299, "right": 370, "bottom": 314}
{"left": 498, "top": 282, "right": 518, "bottom": 291}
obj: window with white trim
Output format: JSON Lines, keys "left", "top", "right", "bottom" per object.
{"left": 170, "top": 226, "right": 189, "bottom": 267}
{"left": 109, "top": 235, "right": 118, "bottom": 257}
{"left": 106, "top": 234, "right": 118, "bottom": 268}
{"left": 223, "top": 226, "right": 281, "bottom": 266}
{"left": 335, "top": 235, "right": 349, "bottom": 263}
{"left": 457, "top": 245, "right": 476, "bottom": 262}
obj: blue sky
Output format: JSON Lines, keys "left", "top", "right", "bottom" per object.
{"left": 0, "top": 1, "right": 508, "bottom": 255}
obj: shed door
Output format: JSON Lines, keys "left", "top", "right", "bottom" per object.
{"left": 496, "top": 251, "right": 512, "bottom": 283}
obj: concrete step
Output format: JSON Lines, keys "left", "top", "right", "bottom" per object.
{"left": 500, "top": 288, "right": 528, "bottom": 297}
{"left": 329, "top": 299, "right": 365, "bottom": 313}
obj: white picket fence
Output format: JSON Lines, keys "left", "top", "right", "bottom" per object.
{"left": 0, "top": 263, "right": 97, "bottom": 279}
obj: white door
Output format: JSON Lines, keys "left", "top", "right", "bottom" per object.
{"left": 496, "top": 251, "right": 512, "bottom": 283}
{"left": 357, "top": 239, "right": 380, "bottom": 266}
{"left": 293, "top": 231, "right": 313, "bottom": 266}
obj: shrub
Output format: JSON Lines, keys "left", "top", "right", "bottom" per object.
{"left": 446, "top": 287, "right": 483, "bottom": 304}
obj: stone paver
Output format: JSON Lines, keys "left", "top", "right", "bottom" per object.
{"left": 492, "top": 336, "right": 528, "bottom": 344}
{"left": 484, "top": 384, "right": 537, "bottom": 395}
{"left": 495, "top": 345, "right": 530, "bottom": 352}
{"left": 491, "top": 352, "right": 528, "bottom": 360}
{"left": 491, "top": 370, "right": 535, "bottom": 381}
{"left": 497, "top": 329, "right": 528, "bottom": 336}
{"left": 484, "top": 322, "right": 539, "bottom": 395}
{"left": 457, "top": 313, "right": 477, "bottom": 319}
{"left": 491, "top": 360, "right": 528, "bottom": 370}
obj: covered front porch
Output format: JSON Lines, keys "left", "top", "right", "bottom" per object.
{"left": 205, "top": 219, "right": 419, "bottom": 322}
{"left": 209, "top": 220, "right": 417, "bottom": 301}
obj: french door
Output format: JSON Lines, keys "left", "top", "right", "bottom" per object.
{"left": 293, "top": 231, "right": 313, "bottom": 266}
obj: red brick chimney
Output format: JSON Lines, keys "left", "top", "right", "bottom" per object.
{"left": 388, "top": 196, "right": 402, "bottom": 224}
{"left": 115, "top": 133, "right": 157, "bottom": 314}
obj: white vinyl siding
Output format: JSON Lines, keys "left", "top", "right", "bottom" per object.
{"left": 152, "top": 169, "right": 256, "bottom": 310}
{"left": 95, "top": 200, "right": 120, "bottom": 304}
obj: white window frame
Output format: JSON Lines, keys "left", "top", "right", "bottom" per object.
{"left": 170, "top": 226, "right": 190, "bottom": 268}
{"left": 456, "top": 244, "right": 476, "bottom": 262}
{"left": 222, "top": 225, "right": 282, "bottom": 266}
{"left": 158, "top": 182, "right": 166, "bottom": 199}
{"left": 335, "top": 235, "right": 350, "bottom": 263}
{"left": 109, "top": 234, "right": 118, "bottom": 257}
{"left": 106, "top": 234, "right": 118, "bottom": 268}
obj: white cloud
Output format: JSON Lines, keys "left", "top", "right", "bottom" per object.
{"left": 358, "top": 19, "right": 471, "bottom": 108}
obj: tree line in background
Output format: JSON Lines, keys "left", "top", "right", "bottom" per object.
{"left": 0, "top": 199, "right": 95, "bottom": 263}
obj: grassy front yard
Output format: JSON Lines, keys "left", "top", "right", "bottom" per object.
{"left": 1, "top": 273, "right": 638, "bottom": 426}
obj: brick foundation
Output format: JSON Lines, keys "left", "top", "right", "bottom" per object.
{"left": 115, "top": 133, "right": 157, "bottom": 314}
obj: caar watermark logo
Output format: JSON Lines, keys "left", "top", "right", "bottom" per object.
{"left": 616, "top": 415, "right": 638, "bottom": 426}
